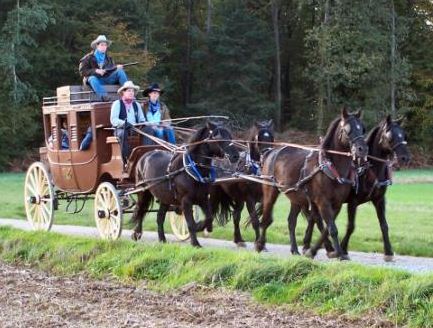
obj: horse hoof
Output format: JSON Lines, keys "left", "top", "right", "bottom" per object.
{"left": 304, "top": 249, "right": 315, "bottom": 259}
{"left": 236, "top": 241, "right": 247, "bottom": 248}
{"left": 291, "top": 250, "right": 301, "bottom": 256}
{"left": 302, "top": 247, "right": 310, "bottom": 255}
{"left": 203, "top": 229, "right": 211, "bottom": 237}
{"left": 327, "top": 251, "right": 339, "bottom": 259}
{"left": 255, "top": 242, "right": 265, "bottom": 253}
{"left": 131, "top": 232, "right": 142, "bottom": 241}
{"left": 339, "top": 254, "right": 351, "bottom": 261}
{"left": 384, "top": 255, "right": 394, "bottom": 262}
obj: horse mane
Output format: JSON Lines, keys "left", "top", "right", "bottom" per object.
{"left": 366, "top": 125, "right": 381, "bottom": 146}
{"left": 187, "top": 125, "right": 210, "bottom": 153}
{"left": 246, "top": 125, "right": 259, "bottom": 142}
{"left": 320, "top": 117, "right": 342, "bottom": 150}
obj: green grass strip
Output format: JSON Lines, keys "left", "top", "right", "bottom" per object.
{"left": 0, "top": 226, "right": 432, "bottom": 327}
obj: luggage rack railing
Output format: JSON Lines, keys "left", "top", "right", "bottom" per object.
{"left": 42, "top": 89, "right": 146, "bottom": 106}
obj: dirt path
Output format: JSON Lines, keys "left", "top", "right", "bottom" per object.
{"left": 0, "top": 262, "right": 389, "bottom": 328}
{"left": 1, "top": 218, "right": 432, "bottom": 273}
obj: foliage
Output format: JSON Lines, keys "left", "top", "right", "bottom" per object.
{"left": 0, "top": 0, "right": 432, "bottom": 169}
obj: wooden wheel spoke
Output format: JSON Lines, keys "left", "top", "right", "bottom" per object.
{"left": 26, "top": 183, "right": 37, "bottom": 197}
{"left": 41, "top": 203, "right": 51, "bottom": 223}
{"left": 28, "top": 171, "right": 38, "bottom": 194}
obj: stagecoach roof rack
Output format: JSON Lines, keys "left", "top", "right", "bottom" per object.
{"left": 42, "top": 85, "right": 146, "bottom": 107}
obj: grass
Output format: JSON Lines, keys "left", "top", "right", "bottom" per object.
{"left": 3, "top": 169, "right": 433, "bottom": 257}
{"left": 0, "top": 226, "right": 431, "bottom": 328}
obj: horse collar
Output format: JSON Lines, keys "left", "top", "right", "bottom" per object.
{"left": 318, "top": 151, "right": 357, "bottom": 186}
{"left": 183, "top": 152, "right": 216, "bottom": 184}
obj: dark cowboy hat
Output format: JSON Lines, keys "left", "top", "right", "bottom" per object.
{"left": 143, "top": 83, "right": 164, "bottom": 97}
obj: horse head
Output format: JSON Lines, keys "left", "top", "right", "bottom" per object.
{"left": 378, "top": 115, "right": 410, "bottom": 165}
{"left": 205, "top": 121, "right": 240, "bottom": 163}
{"left": 251, "top": 119, "right": 275, "bottom": 160}
{"left": 338, "top": 107, "right": 369, "bottom": 161}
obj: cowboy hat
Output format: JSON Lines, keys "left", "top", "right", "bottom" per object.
{"left": 91, "top": 35, "right": 112, "bottom": 49}
{"left": 117, "top": 81, "right": 140, "bottom": 95}
{"left": 143, "top": 83, "right": 164, "bottom": 97}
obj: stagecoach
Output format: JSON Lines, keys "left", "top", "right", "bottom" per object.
{"left": 24, "top": 85, "right": 200, "bottom": 240}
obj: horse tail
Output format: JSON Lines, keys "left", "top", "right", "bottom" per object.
{"left": 210, "top": 186, "right": 233, "bottom": 226}
{"left": 130, "top": 190, "right": 154, "bottom": 226}
{"left": 243, "top": 202, "right": 263, "bottom": 228}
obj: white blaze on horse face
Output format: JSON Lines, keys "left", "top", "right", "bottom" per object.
{"left": 263, "top": 132, "right": 269, "bottom": 137}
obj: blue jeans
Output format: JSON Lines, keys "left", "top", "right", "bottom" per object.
{"left": 87, "top": 68, "right": 128, "bottom": 100}
{"left": 142, "top": 126, "right": 176, "bottom": 145}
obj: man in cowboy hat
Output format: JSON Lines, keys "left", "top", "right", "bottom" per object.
{"left": 141, "top": 83, "right": 176, "bottom": 145}
{"left": 110, "top": 81, "right": 145, "bottom": 162}
{"left": 79, "top": 35, "right": 128, "bottom": 101}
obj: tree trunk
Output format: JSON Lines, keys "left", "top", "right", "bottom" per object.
{"left": 183, "top": 0, "right": 193, "bottom": 106}
{"left": 12, "top": 0, "right": 20, "bottom": 104}
{"left": 390, "top": 0, "right": 396, "bottom": 117}
{"left": 143, "top": 0, "right": 150, "bottom": 52}
{"left": 206, "top": 0, "right": 212, "bottom": 35}
{"left": 317, "top": 0, "right": 330, "bottom": 136}
{"left": 272, "top": 0, "right": 282, "bottom": 131}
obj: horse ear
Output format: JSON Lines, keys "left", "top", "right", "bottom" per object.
{"left": 206, "top": 121, "right": 217, "bottom": 130}
{"left": 355, "top": 109, "right": 363, "bottom": 119}
{"left": 341, "top": 107, "right": 349, "bottom": 119}
{"left": 395, "top": 116, "right": 404, "bottom": 125}
{"left": 266, "top": 119, "right": 274, "bottom": 128}
{"left": 383, "top": 114, "right": 392, "bottom": 129}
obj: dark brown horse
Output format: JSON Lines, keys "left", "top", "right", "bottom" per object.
{"left": 302, "top": 115, "right": 410, "bottom": 261}
{"left": 131, "top": 122, "right": 239, "bottom": 247}
{"left": 209, "top": 120, "right": 274, "bottom": 246}
{"left": 257, "top": 108, "right": 368, "bottom": 260}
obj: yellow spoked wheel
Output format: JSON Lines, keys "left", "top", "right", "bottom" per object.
{"left": 169, "top": 205, "right": 201, "bottom": 241}
{"left": 24, "top": 162, "right": 55, "bottom": 231}
{"left": 94, "top": 182, "right": 122, "bottom": 240}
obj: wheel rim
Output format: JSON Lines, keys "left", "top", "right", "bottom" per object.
{"left": 94, "top": 182, "right": 122, "bottom": 240}
{"left": 169, "top": 205, "right": 200, "bottom": 241}
{"left": 24, "top": 162, "right": 54, "bottom": 231}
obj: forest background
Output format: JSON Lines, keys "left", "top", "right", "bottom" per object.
{"left": 0, "top": 0, "right": 432, "bottom": 170}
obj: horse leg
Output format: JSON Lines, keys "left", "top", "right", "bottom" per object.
{"left": 373, "top": 196, "right": 394, "bottom": 262}
{"left": 131, "top": 191, "right": 148, "bottom": 241}
{"left": 255, "top": 186, "right": 278, "bottom": 252}
{"left": 245, "top": 196, "right": 260, "bottom": 243}
{"left": 233, "top": 201, "right": 246, "bottom": 246}
{"left": 307, "top": 203, "right": 347, "bottom": 260}
{"left": 182, "top": 199, "right": 201, "bottom": 247}
{"left": 156, "top": 203, "right": 169, "bottom": 243}
{"left": 312, "top": 208, "right": 336, "bottom": 257}
{"left": 301, "top": 207, "right": 314, "bottom": 254}
{"left": 287, "top": 204, "right": 301, "bottom": 255}
{"left": 340, "top": 201, "right": 357, "bottom": 255}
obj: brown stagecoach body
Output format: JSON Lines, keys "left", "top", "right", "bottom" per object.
{"left": 41, "top": 85, "right": 158, "bottom": 193}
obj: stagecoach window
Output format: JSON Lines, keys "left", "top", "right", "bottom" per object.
{"left": 44, "top": 115, "right": 52, "bottom": 149}
{"left": 58, "top": 114, "right": 69, "bottom": 151}
{"left": 77, "top": 111, "right": 92, "bottom": 151}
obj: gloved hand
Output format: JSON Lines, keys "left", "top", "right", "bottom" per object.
{"left": 124, "top": 121, "right": 133, "bottom": 129}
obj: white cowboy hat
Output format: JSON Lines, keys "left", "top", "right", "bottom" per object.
{"left": 91, "top": 35, "right": 112, "bottom": 49}
{"left": 117, "top": 81, "right": 140, "bottom": 95}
